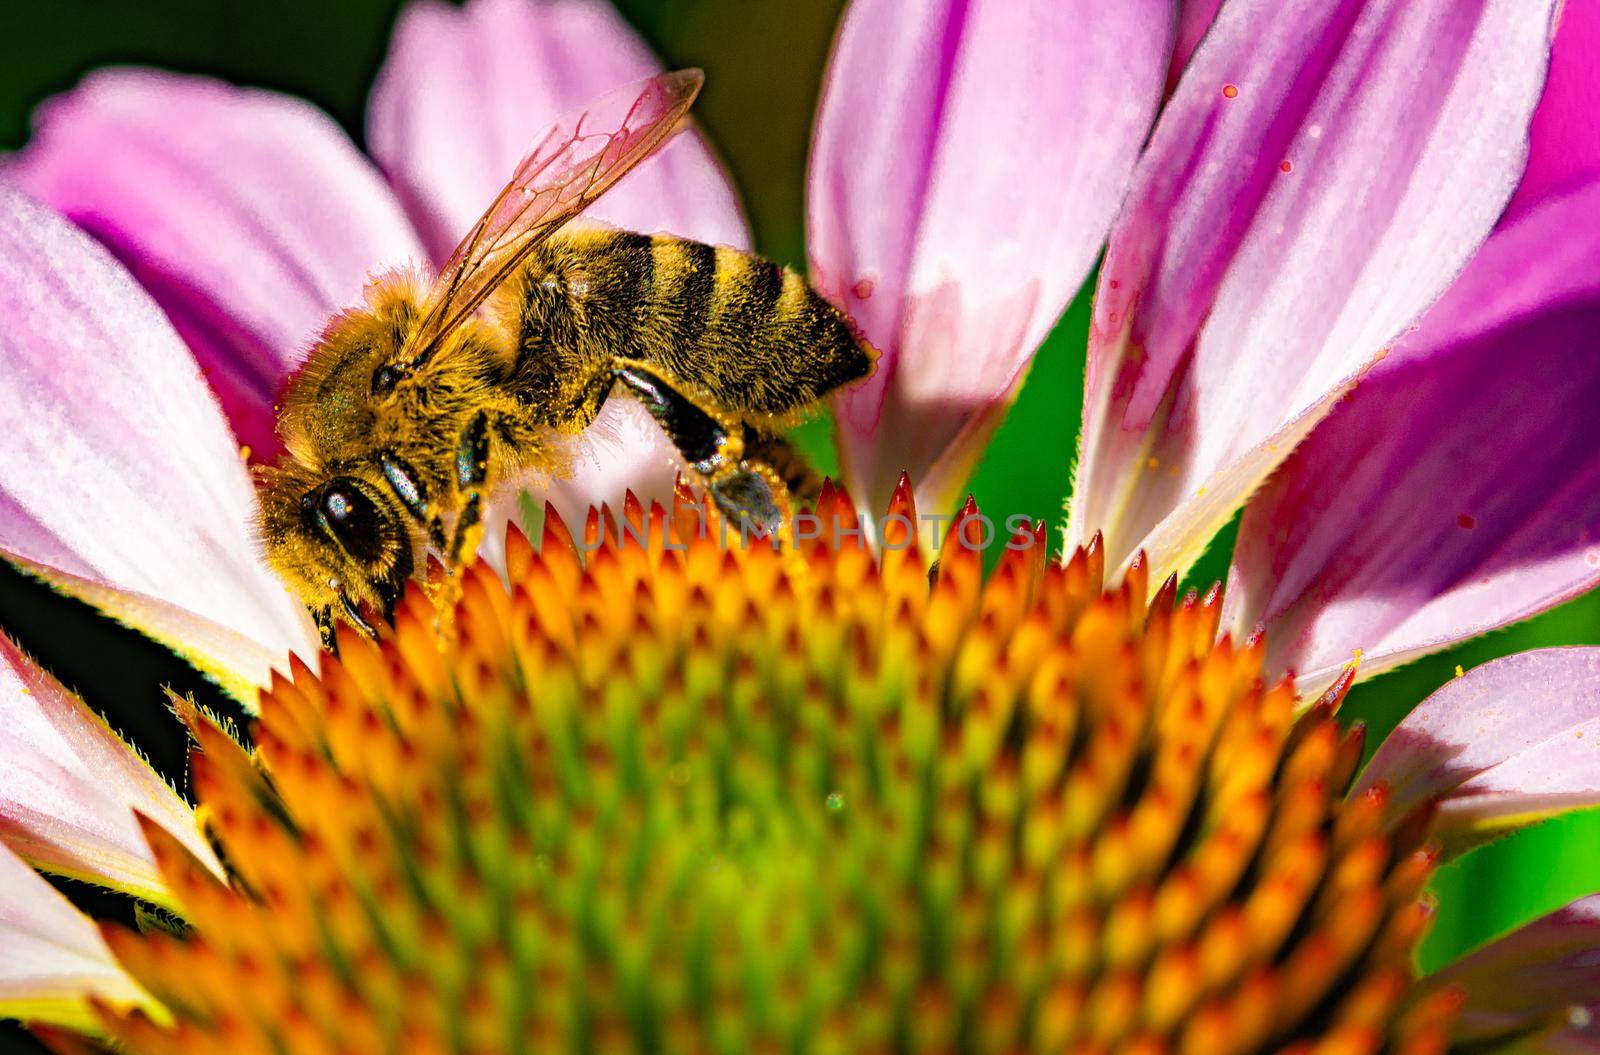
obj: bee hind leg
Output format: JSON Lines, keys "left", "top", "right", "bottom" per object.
{"left": 611, "top": 362, "right": 739, "bottom": 468}
{"left": 610, "top": 360, "right": 789, "bottom": 538}
{"left": 740, "top": 429, "right": 824, "bottom": 508}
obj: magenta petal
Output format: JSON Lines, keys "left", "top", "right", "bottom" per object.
{"left": 1356, "top": 650, "right": 1600, "bottom": 846}
{"left": 1069, "top": 0, "right": 1561, "bottom": 586}
{"left": 1508, "top": 0, "right": 1600, "bottom": 216}
{"left": 369, "top": 0, "right": 749, "bottom": 262}
{"left": 1427, "top": 893, "right": 1600, "bottom": 1048}
{"left": 1169, "top": 0, "right": 1222, "bottom": 89}
{"left": 810, "top": 0, "right": 1173, "bottom": 517}
{"left": 8, "top": 69, "right": 424, "bottom": 459}
{"left": 1226, "top": 177, "right": 1600, "bottom": 689}
{"left": 0, "top": 184, "right": 316, "bottom": 691}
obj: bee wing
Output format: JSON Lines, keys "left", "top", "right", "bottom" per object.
{"left": 404, "top": 68, "right": 704, "bottom": 364}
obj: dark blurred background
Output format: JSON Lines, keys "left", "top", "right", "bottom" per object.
{"left": 0, "top": 3, "right": 1595, "bottom": 1050}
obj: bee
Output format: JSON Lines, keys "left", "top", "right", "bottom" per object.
{"left": 255, "top": 70, "right": 876, "bottom": 647}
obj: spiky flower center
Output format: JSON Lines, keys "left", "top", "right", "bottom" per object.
{"left": 85, "top": 485, "right": 1455, "bottom": 1054}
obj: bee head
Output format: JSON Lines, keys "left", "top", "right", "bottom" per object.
{"left": 256, "top": 462, "right": 417, "bottom": 641}
{"left": 277, "top": 271, "right": 428, "bottom": 468}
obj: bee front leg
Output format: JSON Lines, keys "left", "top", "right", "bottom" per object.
{"left": 313, "top": 607, "right": 340, "bottom": 653}
{"left": 611, "top": 360, "right": 788, "bottom": 539}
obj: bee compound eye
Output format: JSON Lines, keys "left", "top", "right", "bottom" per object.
{"left": 316, "top": 479, "right": 388, "bottom": 564}
{"left": 371, "top": 364, "right": 401, "bottom": 397}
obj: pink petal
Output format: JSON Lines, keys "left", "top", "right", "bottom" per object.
{"left": 369, "top": 0, "right": 749, "bottom": 261}
{"left": 8, "top": 68, "right": 425, "bottom": 460}
{"left": 0, "top": 638, "right": 219, "bottom": 906}
{"left": 475, "top": 401, "right": 679, "bottom": 579}
{"left": 0, "top": 183, "right": 317, "bottom": 693}
{"left": 1508, "top": 0, "right": 1600, "bottom": 216}
{"left": 809, "top": 0, "right": 1173, "bottom": 518}
{"left": 368, "top": 0, "right": 747, "bottom": 513}
{"left": 1427, "top": 893, "right": 1600, "bottom": 1047}
{"left": 1356, "top": 649, "right": 1600, "bottom": 843}
{"left": 1169, "top": 1, "right": 1223, "bottom": 89}
{"left": 1225, "top": 176, "right": 1600, "bottom": 690}
{"left": 537, "top": 400, "right": 681, "bottom": 524}
{"left": 1068, "top": 0, "right": 1561, "bottom": 587}
{"left": 0, "top": 840, "right": 149, "bottom": 1032}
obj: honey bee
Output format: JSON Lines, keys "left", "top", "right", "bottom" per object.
{"left": 256, "top": 70, "right": 876, "bottom": 647}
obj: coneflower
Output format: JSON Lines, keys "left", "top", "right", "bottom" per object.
{"left": 2, "top": 1, "right": 1599, "bottom": 1051}
{"left": 23, "top": 487, "right": 1497, "bottom": 1052}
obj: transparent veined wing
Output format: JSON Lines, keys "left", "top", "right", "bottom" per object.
{"left": 403, "top": 68, "right": 704, "bottom": 365}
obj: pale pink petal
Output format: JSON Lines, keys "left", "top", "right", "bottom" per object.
{"left": 1068, "top": 0, "right": 1561, "bottom": 588}
{"left": 0, "top": 638, "right": 219, "bottom": 907}
{"left": 7, "top": 68, "right": 425, "bottom": 461}
{"left": 0, "top": 841, "right": 150, "bottom": 1032}
{"left": 0, "top": 183, "right": 317, "bottom": 694}
{"left": 1508, "top": 0, "right": 1600, "bottom": 216}
{"left": 1225, "top": 177, "right": 1600, "bottom": 690}
{"left": 368, "top": 0, "right": 749, "bottom": 260}
{"left": 1427, "top": 893, "right": 1600, "bottom": 1049}
{"left": 368, "top": 0, "right": 747, "bottom": 512}
{"left": 476, "top": 401, "right": 678, "bottom": 579}
{"left": 810, "top": 0, "right": 1173, "bottom": 519}
{"left": 537, "top": 400, "right": 680, "bottom": 524}
{"left": 1355, "top": 650, "right": 1600, "bottom": 848}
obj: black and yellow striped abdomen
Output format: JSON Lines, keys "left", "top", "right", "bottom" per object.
{"left": 503, "top": 226, "right": 875, "bottom": 430}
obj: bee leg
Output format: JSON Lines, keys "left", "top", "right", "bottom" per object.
{"left": 740, "top": 428, "right": 824, "bottom": 508}
{"left": 372, "top": 576, "right": 403, "bottom": 629}
{"left": 313, "top": 607, "right": 339, "bottom": 653}
{"left": 449, "top": 493, "right": 484, "bottom": 567}
{"left": 708, "top": 464, "right": 788, "bottom": 539}
{"left": 611, "top": 360, "right": 787, "bottom": 538}
{"left": 611, "top": 361, "right": 742, "bottom": 471}
{"left": 444, "top": 410, "right": 492, "bottom": 570}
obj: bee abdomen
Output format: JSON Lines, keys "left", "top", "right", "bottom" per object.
{"left": 516, "top": 229, "right": 874, "bottom": 426}
{"left": 641, "top": 235, "right": 874, "bottom": 418}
